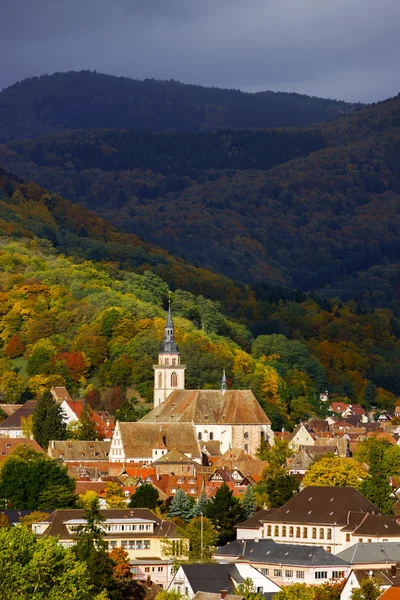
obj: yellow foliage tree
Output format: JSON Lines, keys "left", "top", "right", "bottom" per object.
{"left": 302, "top": 455, "right": 367, "bottom": 488}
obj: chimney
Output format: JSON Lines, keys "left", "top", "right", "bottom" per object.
{"left": 254, "top": 537, "right": 259, "bottom": 543}
{"left": 221, "top": 591, "right": 228, "bottom": 599}
{"left": 391, "top": 565, "right": 397, "bottom": 577}
{"left": 146, "top": 575, "right": 152, "bottom": 587}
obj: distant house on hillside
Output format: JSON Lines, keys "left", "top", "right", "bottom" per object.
{"left": 0, "top": 401, "right": 37, "bottom": 438}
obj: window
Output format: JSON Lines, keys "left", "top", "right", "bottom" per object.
{"left": 296, "top": 571, "right": 305, "bottom": 579}
{"left": 312, "top": 527, "right": 317, "bottom": 539}
{"left": 285, "top": 570, "right": 293, "bottom": 578}
{"left": 198, "top": 432, "right": 202, "bottom": 441}
{"left": 244, "top": 432, "right": 249, "bottom": 439}
{"left": 209, "top": 432, "right": 213, "bottom": 440}
{"left": 165, "top": 358, "right": 169, "bottom": 366}
{"left": 129, "top": 541, "right": 135, "bottom": 549}
{"left": 327, "top": 546, "right": 332, "bottom": 553}
{"left": 144, "top": 541, "right": 150, "bottom": 549}
{"left": 320, "top": 528, "right": 324, "bottom": 540}
{"left": 274, "top": 569, "right": 282, "bottom": 577}
{"left": 131, "top": 567, "right": 138, "bottom": 575}
{"left": 346, "top": 534, "right": 351, "bottom": 542}
{"left": 332, "top": 571, "right": 344, "bottom": 579}
{"left": 177, "top": 478, "right": 183, "bottom": 484}
{"left": 158, "top": 372, "right": 162, "bottom": 388}
{"left": 146, "top": 525, "right": 151, "bottom": 531}
{"left": 244, "top": 444, "right": 248, "bottom": 453}
{"left": 185, "top": 588, "right": 189, "bottom": 596}
{"left": 274, "top": 526, "right": 279, "bottom": 536}
{"left": 296, "top": 527, "right": 301, "bottom": 538}
{"left": 315, "top": 572, "right": 328, "bottom": 580}
{"left": 358, "top": 538, "right": 363, "bottom": 543}
{"left": 261, "top": 568, "right": 269, "bottom": 576}
{"left": 257, "top": 588, "right": 263, "bottom": 594}
{"left": 303, "top": 527, "right": 308, "bottom": 538}
{"left": 171, "top": 372, "right": 178, "bottom": 387}
{"left": 121, "top": 541, "right": 127, "bottom": 549}
{"left": 282, "top": 526, "right": 286, "bottom": 537}
{"left": 33, "top": 525, "right": 41, "bottom": 534}
{"left": 145, "top": 567, "right": 150, "bottom": 573}
{"left": 368, "top": 539, "right": 372, "bottom": 543}
{"left": 109, "top": 541, "right": 117, "bottom": 548}
{"left": 136, "top": 540, "right": 143, "bottom": 549}
{"left": 172, "top": 358, "right": 176, "bottom": 366}
{"left": 289, "top": 527, "right": 294, "bottom": 538}
{"left": 158, "top": 567, "right": 164, "bottom": 572}
{"left": 267, "top": 525, "right": 272, "bottom": 537}
{"left": 327, "top": 528, "right": 332, "bottom": 540}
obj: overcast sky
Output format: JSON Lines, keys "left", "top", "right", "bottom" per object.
{"left": 2, "top": 0, "right": 399, "bottom": 102}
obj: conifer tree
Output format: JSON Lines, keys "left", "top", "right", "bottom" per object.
{"left": 193, "top": 490, "right": 209, "bottom": 516}
{"left": 363, "top": 381, "right": 377, "bottom": 410}
{"left": 32, "top": 389, "right": 66, "bottom": 449}
{"left": 78, "top": 403, "right": 98, "bottom": 441}
{"left": 242, "top": 485, "right": 257, "bottom": 519}
{"left": 205, "top": 482, "right": 244, "bottom": 545}
{"left": 167, "top": 488, "right": 195, "bottom": 521}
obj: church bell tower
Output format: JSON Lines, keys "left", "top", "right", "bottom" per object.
{"left": 153, "top": 302, "right": 186, "bottom": 408}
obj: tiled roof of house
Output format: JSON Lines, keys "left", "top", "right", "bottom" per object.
{"left": 286, "top": 449, "right": 314, "bottom": 471}
{"left": 140, "top": 389, "right": 271, "bottom": 425}
{"left": 51, "top": 386, "right": 73, "bottom": 403}
{"left": 235, "top": 509, "right": 277, "bottom": 530}
{"left": 75, "top": 481, "right": 107, "bottom": 496}
{"left": 0, "top": 438, "right": 44, "bottom": 460}
{"left": 48, "top": 440, "right": 111, "bottom": 461}
{"left": 261, "top": 486, "right": 381, "bottom": 526}
{"left": 152, "top": 448, "right": 197, "bottom": 465}
{"left": 119, "top": 422, "right": 202, "bottom": 460}
{"left": 351, "top": 568, "right": 400, "bottom": 588}
{"left": 165, "top": 475, "right": 205, "bottom": 497}
{"left": 201, "top": 440, "right": 222, "bottom": 456}
{"left": 0, "top": 404, "right": 23, "bottom": 418}
{"left": 193, "top": 593, "right": 244, "bottom": 600}
{"left": 349, "top": 514, "right": 400, "bottom": 537}
{"left": 63, "top": 401, "right": 113, "bottom": 439}
{"left": 180, "top": 564, "right": 245, "bottom": 594}
{"left": 378, "top": 588, "right": 400, "bottom": 600}
{"left": 0, "top": 401, "right": 37, "bottom": 429}
{"left": 217, "top": 539, "right": 350, "bottom": 567}
{"left": 338, "top": 543, "right": 400, "bottom": 565}
{"left": 36, "top": 508, "right": 179, "bottom": 539}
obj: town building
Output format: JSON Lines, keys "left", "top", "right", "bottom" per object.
{"left": 341, "top": 567, "right": 400, "bottom": 600}
{"left": 31, "top": 508, "right": 184, "bottom": 587}
{"left": 168, "top": 563, "right": 281, "bottom": 599}
{"left": 215, "top": 538, "right": 351, "bottom": 587}
{"left": 0, "top": 400, "right": 37, "bottom": 438}
{"left": 336, "top": 543, "right": 400, "bottom": 569}
{"left": 257, "top": 487, "right": 385, "bottom": 554}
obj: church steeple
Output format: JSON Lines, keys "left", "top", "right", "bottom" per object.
{"left": 161, "top": 301, "right": 178, "bottom": 353}
{"left": 221, "top": 369, "right": 227, "bottom": 394}
{"left": 153, "top": 298, "right": 186, "bottom": 408}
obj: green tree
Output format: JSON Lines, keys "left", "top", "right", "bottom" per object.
{"left": 73, "top": 493, "right": 120, "bottom": 599}
{"left": 78, "top": 403, "right": 98, "bottom": 441}
{"left": 165, "top": 516, "right": 218, "bottom": 564}
{"left": 167, "top": 489, "right": 195, "bottom": 521}
{"left": 32, "top": 389, "right": 67, "bottom": 449}
{"left": 242, "top": 485, "right": 257, "bottom": 519}
{"left": 19, "top": 511, "right": 49, "bottom": 529}
{"left": 193, "top": 490, "right": 209, "bottom": 516}
{"left": 115, "top": 396, "right": 149, "bottom": 422}
{"left": 0, "top": 526, "right": 95, "bottom": 600}
{"left": 26, "top": 338, "right": 57, "bottom": 376}
{"left": 234, "top": 577, "right": 264, "bottom": 600}
{"left": 256, "top": 472, "right": 299, "bottom": 509}
{"left": 302, "top": 456, "right": 367, "bottom": 488}
{"left": 129, "top": 483, "right": 161, "bottom": 510}
{"left": 0, "top": 446, "right": 75, "bottom": 510}
{"left": 363, "top": 381, "right": 377, "bottom": 410}
{"left": 350, "top": 577, "right": 382, "bottom": 600}
{"left": 205, "top": 482, "right": 244, "bottom": 545}
{"left": 156, "top": 590, "right": 186, "bottom": 600}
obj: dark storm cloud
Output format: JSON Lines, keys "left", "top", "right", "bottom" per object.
{"left": 2, "top": 0, "right": 399, "bottom": 102}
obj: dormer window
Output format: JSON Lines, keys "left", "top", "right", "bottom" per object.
{"left": 165, "top": 358, "right": 169, "bottom": 366}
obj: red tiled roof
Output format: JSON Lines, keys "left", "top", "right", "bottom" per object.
{"left": 64, "top": 401, "right": 114, "bottom": 439}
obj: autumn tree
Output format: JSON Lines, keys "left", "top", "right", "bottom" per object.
{"left": 3, "top": 334, "right": 25, "bottom": 358}
{"left": 105, "top": 482, "right": 126, "bottom": 509}
{"left": 109, "top": 547, "right": 132, "bottom": 581}
{"left": 302, "top": 456, "right": 367, "bottom": 488}
{"left": 19, "top": 511, "right": 49, "bottom": 529}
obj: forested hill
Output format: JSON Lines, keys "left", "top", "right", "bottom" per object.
{"left": 0, "top": 70, "right": 359, "bottom": 142}
{"left": 1, "top": 169, "right": 400, "bottom": 428}
{"left": 1, "top": 94, "right": 400, "bottom": 310}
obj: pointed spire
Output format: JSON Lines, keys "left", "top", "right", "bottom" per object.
{"left": 161, "top": 294, "right": 179, "bottom": 353}
{"left": 221, "top": 369, "right": 227, "bottom": 393}
{"left": 155, "top": 426, "right": 167, "bottom": 450}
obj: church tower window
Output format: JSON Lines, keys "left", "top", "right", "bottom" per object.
{"left": 158, "top": 373, "right": 162, "bottom": 388}
{"left": 171, "top": 372, "right": 178, "bottom": 387}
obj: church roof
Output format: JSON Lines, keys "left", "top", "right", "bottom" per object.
{"left": 140, "top": 389, "right": 271, "bottom": 425}
{"left": 118, "top": 422, "right": 202, "bottom": 460}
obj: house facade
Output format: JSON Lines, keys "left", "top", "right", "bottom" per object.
{"left": 31, "top": 508, "right": 185, "bottom": 587}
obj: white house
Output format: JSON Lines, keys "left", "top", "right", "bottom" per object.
{"left": 168, "top": 563, "right": 281, "bottom": 599}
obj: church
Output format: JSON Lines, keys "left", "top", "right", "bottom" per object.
{"left": 109, "top": 306, "right": 273, "bottom": 463}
